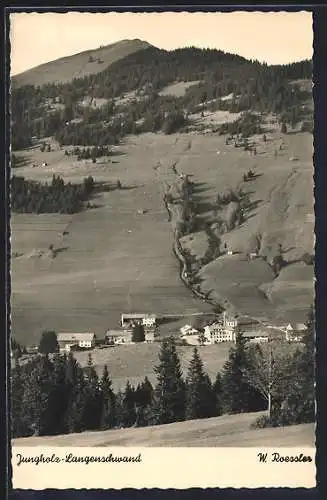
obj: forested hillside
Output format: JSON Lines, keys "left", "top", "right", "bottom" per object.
{"left": 11, "top": 44, "right": 312, "bottom": 150}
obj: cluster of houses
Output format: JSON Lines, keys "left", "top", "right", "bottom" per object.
{"left": 179, "top": 311, "right": 308, "bottom": 346}
{"left": 15, "top": 310, "right": 308, "bottom": 359}
{"left": 56, "top": 313, "right": 158, "bottom": 353}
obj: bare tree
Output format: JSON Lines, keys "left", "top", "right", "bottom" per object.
{"left": 242, "top": 339, "right": 291, "bottom": 419}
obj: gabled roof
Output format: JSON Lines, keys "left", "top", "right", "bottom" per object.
{"left": 57, "top": 333, "right": 95, "bottom": 342}
{"left": 287, "top": 323, "right": 308, "bottom": 331}
{"left": 121, "top": 313, "right": 156, "bottom": 319}
{"left": 242, "top": 330, "right": 269, "bottom": 338}
{"left": 106, "top": 330, "right": 131, "bottom": 337}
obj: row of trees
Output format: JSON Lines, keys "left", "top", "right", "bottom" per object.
{"left": 11, "top": 309, "right": 314, "bottom": 438}
{"left": 11, "top": 174, "right": 95, "bottom": 214}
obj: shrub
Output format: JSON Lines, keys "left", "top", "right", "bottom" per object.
{"left": 250, "top": 414, "right": 271, "bottom": 429}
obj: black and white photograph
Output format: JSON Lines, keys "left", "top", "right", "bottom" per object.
{"left": 9, "top": 10, "right": 315, "bottom": 489}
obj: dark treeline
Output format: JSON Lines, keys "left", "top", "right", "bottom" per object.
{"left": 67, "top": 145, "right": 113, "bottom": 161}
{"left": 12, "top": 174, "right": 95, "bottom": 214}
{"left": 11, "top": 47, "right": 312, "bottom": 150}
{"left": 11, "top": 310, "right": 314, "bottom": 438}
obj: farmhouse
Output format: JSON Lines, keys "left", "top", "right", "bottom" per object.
{"left": 180, "top": 324, "right": 199, "bottom": 336}
{"left": 105, "top": 329, "right": 133, "bottom": 345}
{"left": 284, "top": 323, "right": 308, "bottom": 342}
{"left": 57, "top": 332, "right": 96, "bottom": 352}
{"left": 242, "top": 329, "right": 269, "bottom": 343}
{"left": 121, "top": 313, "right": 157, "bottom": 329}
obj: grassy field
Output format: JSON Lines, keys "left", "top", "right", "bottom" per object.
{"left": 158, "top": 80, "right": 201, "bottom": 97}
{"left": 11, "top": 130, "right": 314, "bottom": 348}
{"left": 12, "top": 39, "right": 151, "bottom": 87}
{"left": 12, "top": 412, "right": 315, "bottom": 447}
{"left": 73, "top": 343, "right": 231, "bottom": 391}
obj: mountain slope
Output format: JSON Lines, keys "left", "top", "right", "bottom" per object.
{"left": 12, "top": 412, "right": 314, "bottom": 447}
{"left": 12, "top": 39, "right": 152, "bottom": 87}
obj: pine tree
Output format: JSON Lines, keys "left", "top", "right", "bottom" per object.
{"left": 132, "top": 322, "right": 145, "bottom": 343}
{"left": 47, "top": 353, "right": 69, "bottom": 435}
{"left": 121, "top": 381, "right": 136, "bottom": 427}
{"left": 134, "top": 377, "right": 154, "bottom": 427}
{"left": 82, "top": 353, "right": 101, "bottom": 430}
{"left": 38, "top": 330, "right": 59, "bottom": 354}
{"left": 185, "top": 347, "right": 214, "bottom": 420}
{"left": 64, "top": 353, "right": 87, "bottom": 433}
{"left": 11, "top": 361, "right": 28, "bottom": 437}
{"left": 278, "top": 307, "right": 315, "bottom": 425}
{"left": 221, "top": 331, "right": 263, "bottom": 414}
{"left": 21, "top": 355, "right": 55, "bottom": 436}
{"left": 100, "top": 365, "right": 116, "bottom": 430}
{"left": 153, "top": 336, "right": 186, "bottom": 424}
{"left": 213, "top": 372, "right": 223, "bottom": 416}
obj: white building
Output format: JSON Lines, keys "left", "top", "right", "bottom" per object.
{"left": 145, "top": 330, "right": 156, "bottom": 343}
{"left": 105, "top": 329, "right": 133, "bottom": 345}
{"left": 57, "top": 332, "right": 96, "bottom": 352}
{"left": 180, "top": 324, "right": 199, "bottom": 336}
{"left": 222, "top": 311, "right": 238, "bottom": 329}
{"left": 242, "top": 330, "right": 269, "bottom": 343}
{"left": 204, "top": 322, "right": 236, "bottom": 343}
{"left": 285, "top": 323, "right": 308, "bottom": 342}
{"left": 121, "top": 313, "right": 157, "bottom": 329}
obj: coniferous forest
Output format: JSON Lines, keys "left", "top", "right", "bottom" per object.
{"left": 11, "top": 46, "right": 312, "bottom": 150}
{"left": 11, "top": 174, "right": 96, "bottom": 214}
{"left": 11, "top": 310, "right": 314, "bottom": 438}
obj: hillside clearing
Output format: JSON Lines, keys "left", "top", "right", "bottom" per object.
{"left": 12, "top": 412, "right": 315, "bottom": 447}
{"left": 158, "top": 81, "right": 201, "bottom": 97}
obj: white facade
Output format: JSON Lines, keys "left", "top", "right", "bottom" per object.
{"left": 180, "top": 324, "right": 199, "bottom": 336}
{"left": 79, "top": 340, "right": 93, "bottom": 348}
{"left": 142, "top": 315, "right": 157, "bottom": 328}
{"left": 204, "top": 323, "right": 236, "bottom": 344}
{"left": 121, "top": 313, "right": 156, "bottom": 328}
{"left": 145, "top": 330, "right": 155, "bottom": 343}
{"left": 222, "top": 312, "right": 238, "bottom": 329}
{"left": 57, "top": 332, "right": 95, "bottom": 352}
{"left": 285, "top": 323, "right": 308, "bottom": 342}
{"left": 106, "top": 330, "right": 132, "bottom": 345}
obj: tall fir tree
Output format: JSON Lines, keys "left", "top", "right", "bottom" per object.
{"left": 99, "top": 365, "right": 116, "bottom": 430}
{"left": 121, "top": 381, "right": 136, "bottom": 427}
{"left": 213, "top": 372, "right": 223, "bottom": 417}
{"left": 277, "top": 306, "right": 315, "bottom": 425}
{"left": 11, "top": 361, "right": 28, "bottom": 437}
{"left": 64, "top": 352, "right": 87, "bottom": 433}
{"left": 153, "top": 336, "right": 186, "bottom": 424}
{"left": 82, "top": 353, "right": 101, "bottom": 430}
{"left": 21, "top": 355, "right": 54, "bottom": 436}
{"left": 221, "top": 331, "right": 263, "bottom": 414}
{"left": 185, "top": 347, "right": 214, "bottom": 420}
{"left": 45, "top": 353, "right": 69, "bottom": 435}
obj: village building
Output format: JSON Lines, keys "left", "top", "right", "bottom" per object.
{"left": 105, "top": 329, "right": 133, "bottom": 345}
{"left": 242, "top": 329, "right": 269, "bottom": 343}
{"left": 284, "top": 323, "right": 308, "bottom": 342}
{"left": 204, "top": 322, "right": 236, "bottom": 343}
{"left": 145, "top": 330, "right": 156, "bottom": 343}
{"left": 57, "top": 332, "right": 96, "bottom": 353}
{"left": 121, "top": 313, "right": 157, "bottom": 329}
{"left": 180, "top": 324, "right": 199, "bottom": 336}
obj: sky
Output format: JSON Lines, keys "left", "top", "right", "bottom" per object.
{"left": 10, "top": 11, "right": 313, "bottom": 76}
